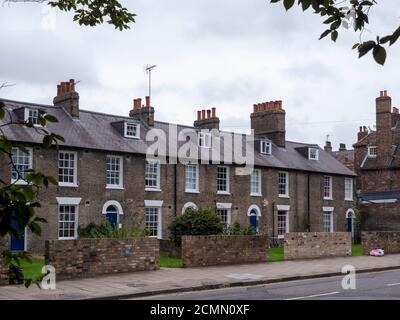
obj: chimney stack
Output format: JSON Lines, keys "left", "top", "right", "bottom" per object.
{"left": 129, "top": 96, "right": 155, "bottom": 126}
{"left": 357, "top": 126, "right": 368, "bottom": 142}
{"left": 339, "top": 143, "right": 346, "bottom": 151}
{"left": 194, "top": 108, "right": 220, "bottom": 130}
{"left": 250, "top": 99, "right": 285, "bottom": 147}
{"left": 376, "top": 90, "right": 392, "bottom": 165}
{"left": 324, "top": 140, "right": 332, "bottom": 153}
{"left": 53, "top": 79, "right": 79, "bottom": 118}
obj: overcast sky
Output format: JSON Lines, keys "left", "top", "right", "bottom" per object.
{"left": 1, "top": 0, "right": 400, "bottom": 149}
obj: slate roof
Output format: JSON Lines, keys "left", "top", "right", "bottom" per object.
{"left": 0, "top": 98, "right": 355, "bottom": 176}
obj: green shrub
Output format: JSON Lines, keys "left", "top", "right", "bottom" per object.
{"left": 223, "top": 221, "right": 256, "bottom": 235}
{"left": 169, "top": 208, "right": 224, "bottom": 246}
{"left": 78, "top": 223, "right": 148, "bottom": 239}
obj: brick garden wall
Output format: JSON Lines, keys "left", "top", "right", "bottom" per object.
{"left": 45, "top": 238, "right": 159, "bottom": 280}
{"left": 181, "top": 235, "right": 268, "bottom": 267}
{"left": 361, "top": 231, "right": 400, "bottom": 255}
{"left": 0, "top": 238, "right": 9, "bottom": 285}
{"left": 284, "top": 232, "right": 352, "bottom": 260}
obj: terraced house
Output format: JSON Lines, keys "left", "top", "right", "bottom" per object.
{"left": 0, "top": 80, "right": 356, "bottom": 254}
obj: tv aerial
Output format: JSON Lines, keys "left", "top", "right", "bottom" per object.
{"left": 144, "top": 64, "right": 157, "bottom": 99}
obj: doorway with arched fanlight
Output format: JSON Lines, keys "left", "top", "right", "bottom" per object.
{"left": 247, "top": 205, "right": 261, "bottom": 234}
{"left": 102, "top": 200, "right": 124, "bottom": 228}
{"left": 346, "top": 208, "right": 355, "bottom": 241}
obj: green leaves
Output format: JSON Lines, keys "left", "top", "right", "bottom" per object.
{"left": 48, "top": 0, "right": 136, "bottom": 30}
{"left": 372, "top": 45, "right": 386, "bottom": 65}
{"left": 268, "top": 0, "right": 397, "bottom": 65}
{"left": 283, "top": 0, "right": 295, "bottom": 10}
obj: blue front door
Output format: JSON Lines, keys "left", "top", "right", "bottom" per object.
{"left": 249, "top": 215, "right": 257, "bottom": 231}
{"left": 347, "top": 217, "right": 353, "bottom": 233}
{"left": 10, "top": 220, "right": 25, "bottom": 252}
{"left": 106, "top": 212, "right": 118, "bottom": 228}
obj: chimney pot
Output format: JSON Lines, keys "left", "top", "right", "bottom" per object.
{"left": 212, "top": 107, "right": 216, "bottom": 118}
{"left": 201, "top": 109, "right": 206, "bottom": 120}
{"left": 384, "top": 90, "right": 387, "bottom": 97}
{"left": 197, "top": 111, "right": 201, "bottom": 121}
{"left": 69, "top": 79, "right": 75, "bottom": 91}
{"left": 207, "top": 109, "right": 211, "bottom": 119}
{"left": 137, "top": 98, "right": 142, "bottom": 109}
{"left": 145, "top": 96, "right": 150, "bottom": 107}
{"left": 57, "top": 85, "right": 61, "bottom": 96}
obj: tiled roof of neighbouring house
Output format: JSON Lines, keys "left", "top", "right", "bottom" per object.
{"left": 0, "top": 98, "right": 356, "bottom": 176}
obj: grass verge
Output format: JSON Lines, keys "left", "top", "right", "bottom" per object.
{"left": 160, "top": 252, "right": 183, "bottom": 268}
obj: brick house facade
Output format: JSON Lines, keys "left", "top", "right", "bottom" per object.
{"left": 353, "top": 90, "right": 400, "bottom": 230}
{"left": 0, "top": 80, "right": 356, "bottom": 254}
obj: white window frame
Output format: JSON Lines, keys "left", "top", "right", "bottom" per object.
{"left": 11, "top": 147, "right": 33, "bottom": 185}
{"left": 277, "top": 205, "right": 290, "bottom": 239}
{"left": 250, "top": 169, "right": 262, "bottom": 196}
{"left": 124, "top": 122, "right": 140, "bottom": 139}
{"left": 217, "top": 166, "right": 230, "bottom": 195}
{"left": 260, "top": 141, "right": 271, "bottom": 155}
{"left": 323, "top": 175, "right": 333, "bottom": 200}
{"left": 308, "top": 148, "right": 319, "bottom": 160}
{"left": 216, "top": 203, "right": 232, "bottom": 228}
{"left": 145, "top": 160, "right": 161, "bottom": 191}
{"left": 24, "top": 108, "right": 41, "bottom": 127}
{"left": 198, "top": 132, "right": 212, "bottom": 148}
{"left": 144, "top": 200, "right": 163, "bottom": 239}
{"left": 58, "top": 151, "right": 78, "bottom": 187}
{"left": 106, "top": 155, "right": 123, "bottom": 189}
{"left": 322, "top": 207, "right": 334, "bottom": 233}
{"left": 367, "top": 146, "right": 377, "bottom": 158}
{"left": 56, "top": 197, "right": 81, "bottom": 240}
{"left": 345, "top": 178, "right": 353, "bottom": 201}
{"left": 185, "top": 164, "right": 199, "bottom": 193}
{"left": 278, "top": 171, "right": 289, "bottom": 198}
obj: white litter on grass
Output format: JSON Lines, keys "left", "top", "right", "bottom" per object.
{"left": 226, "top": 273, "right": 263, "bottom": 280}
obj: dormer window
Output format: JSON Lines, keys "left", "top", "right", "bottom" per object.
{"left": 308, "top": 147, "right": 319, "bottom": 160}
{"left": 198, "top": 132, "right": 212, "bottom": 148}
{"left": 24, "top": 108, "right": 40, "bottom": 126}
{"left": 124, "top": 122, "right": 139, "bottom": 139}
{"left": 260, "top": 141, "right": 271, "bottom": 155}
{"left": 368, "top": 146, "right": 377, "bottom": 158}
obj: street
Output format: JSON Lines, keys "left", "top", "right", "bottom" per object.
{"left": 134, "top": 270, "right": 400, "bottom": 300}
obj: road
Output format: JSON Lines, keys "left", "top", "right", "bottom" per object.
{"left": 133, "top": 270, "right": 400, "bottom": 300}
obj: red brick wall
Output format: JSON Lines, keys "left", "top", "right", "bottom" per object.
{"left": 45, "top": 238, "right": 159, "bottom": 280}
{"left": 181, "top": 235, "right": 268, "bottom": 267}
{"left": 362, "top": 231, "right": 400, "bottom": 255}
{"left": 284, "top": 232, "right": 352, "bottom": 260}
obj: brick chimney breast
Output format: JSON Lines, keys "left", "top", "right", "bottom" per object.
{"left": 53, "top": 79, "right": 79, "bottom": 118}
{"left": 250, "top": 99, "right": 285, "bottom": 147}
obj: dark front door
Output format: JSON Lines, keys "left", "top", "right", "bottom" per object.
{"left": 347, "top": 217, "right": 353, "bottom": 233}
{"left": 249, "top": 213, "right": 257, "bottom": 231}
{"left": 10, "top": 220, "right": 25, "bottom": 252}
{"left": 106, "top": 205, "right": 118, "bottom": 228}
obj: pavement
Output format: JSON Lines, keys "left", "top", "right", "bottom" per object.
{"left": 140, "top": 270, "right": 400, "bottom": 300}
{"left": 0, "top": 254, "right": 400, "bottom": 300}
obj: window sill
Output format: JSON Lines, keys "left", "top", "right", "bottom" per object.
{"left": 106, "top": 186, "right": 124, "bottom": 190}
{"left": 124, "top": 135, "right": 140, "bottom": 139}
{"left": 250, "top": 193, "right": 263, "bottom": 197}
{"left": 278, "top": 195, "right": 290, "bottom": 198}
{"left": 11, "top": 180, "right": 29, "bottom": 185}
{"left": 323, "top": 197, "right": 333, "bottom": 201}
{"left": 59, "top": 183, "right": 79, "bottom": 188}
{"left": 145, "top": 188, "right": 162, "bottom": 192}
{"left": 185, "top": 190, "right": 200, "bottom": 194}
{"left": 58, "top": 237, "right": 77, "bottom": 240}
{"left": 344, "top": 198, "right": 353, "bottom": 202}
{"left": 217, "top": 191, "right": 231, "bottom": 195}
